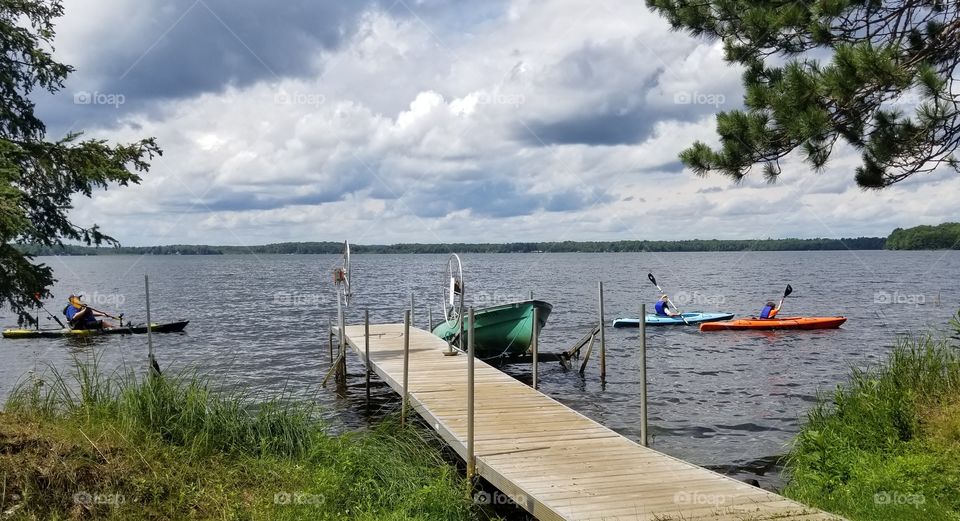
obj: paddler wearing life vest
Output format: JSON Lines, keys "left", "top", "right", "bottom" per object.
{"left": 759, "top": 300, "right": 781, "bottom": 319}
{"left": 63, "top": 295, "right": 114, "bottom": 330}
{"left": 654, "top": 295, "right": 680, "bottom": 317}
{"left": 760, "top": 284, "right": 792, "bottom": 319}
{"left": 760, "top": 300, "right": 780, "bottom": 318}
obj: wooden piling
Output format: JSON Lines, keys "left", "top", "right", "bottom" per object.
{"left": 532, "top": 306, "right": 539, "bottom": 389}
{"left": 639, "top": 303, "right": 648, "bottom": 447}
{"left": 598, "top": 281, "right": 606, "bottom": 383}
{"left": 410, "top": 293, "right": 415, "bottom": 328}
{"left": 337, "top": 303, "right": 347, "bottom": 390}
{"left": 365, "top": 310, "right": 371, "bottom": 409}
{"left": 327, "top": 319, "right": 333, "bottom": 363}
{"left": 401, "top": 309, "right": 410, "bottom": 426}
{"left": 467, "top": 307, "right": 476, "bottom": 481}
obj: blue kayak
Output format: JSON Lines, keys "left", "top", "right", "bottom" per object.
{"left": 611, "top": 312, "right": 735, "bottom": 327}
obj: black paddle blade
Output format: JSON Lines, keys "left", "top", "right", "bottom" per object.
{"left": 647, "top": 273, "right": 657, "bottom": 285}
{"left": 784, "top": 284, "right": 793, "bottom": 297}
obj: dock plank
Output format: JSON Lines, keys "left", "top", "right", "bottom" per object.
{"left": 343, "top": 323, "right": 840, "bottom": 521}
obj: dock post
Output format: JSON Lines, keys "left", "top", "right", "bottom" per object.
{"left": 401, "top": 309, "right": 410, "bottom": 427}
{"left": 327, "top": 319, "right": 333, "bottom": 364}
{"left": 144, "top": 275, "right": 158, "bottom": 376}
{"left": 529, "top": 290, "right": 533, "bottom": 300}
{"left": 410, "top": 293, "right": 415, "bottom": 329}
{"left": 598, "top": 281, "right": 606, "bottom": 384}
{"left": 428, "top": 307, "right": 433, "bottom": 332}
{"left": 467, "top": 307, "right": 476, "bottom": 482}
{"left": 365, "top": 310, "right": 371, "bottom": 410}
{"left": 532, "top": 307, "right": 539, "bottom": 389}
{"left": 639, "top": 303, "right": 648, "bottom": 447}
{"left": 337, "top": 303, "right": 347, "bottom": 391}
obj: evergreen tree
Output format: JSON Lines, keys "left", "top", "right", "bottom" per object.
{"left": 648, "top": 0, "right": 960, "bottom": 188}
{"left": 886, "top": 222, "right": 960, "bottom": 249}
{"left": 1, "top": 1, "right": 161, "bottom": 324}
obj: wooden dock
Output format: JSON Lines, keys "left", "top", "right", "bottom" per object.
{"left": 342, "top": 323, "right": 839, "bottom": 521}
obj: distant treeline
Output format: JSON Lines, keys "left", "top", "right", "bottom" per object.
{"left": 16, "top": 237, "right": 888, "bottom": 256}
{"left": 886, "top": 222, "right": 960, "bottom": 250}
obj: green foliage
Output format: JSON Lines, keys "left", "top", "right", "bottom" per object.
{"left": 648, "top": 0, "right": 960, "bottom": 188}
{"left": 886, "top": 222, "right": 960, "bottom": 250}
{"left": 3, "top": 358, "right": 477, "bottom": 520}
{"left": 784, "top": 318, "right": 960, "bottom": 520}
{"left": 16, "top": 236, "right": 888, "bottom": 255}
{"left": 0, "top": 0, "right": 160, "bottom": 325}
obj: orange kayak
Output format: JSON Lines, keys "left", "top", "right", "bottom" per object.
{"left": 699, "top": 316, "right": 847, "bottom": 332}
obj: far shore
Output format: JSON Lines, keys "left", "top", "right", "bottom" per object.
{"left": 20, "top": 237, "right": 891, "bottom": 256}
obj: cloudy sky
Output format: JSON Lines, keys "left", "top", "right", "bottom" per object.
{"left": 37, "top": 0, "right": 958, "bottom": 246}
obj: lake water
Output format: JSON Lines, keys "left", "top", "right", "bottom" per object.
{"left": 2, "top": 251, "right": 957, "bottom": 488}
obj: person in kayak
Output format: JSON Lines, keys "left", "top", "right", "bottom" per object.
{"left": 654, "top": 295, "right": 680, "bottom": 317}
{"left": 759, "top": 300, "right": 780, "bottom": 319}
{"left": 63, "top": 295, "right": 113, "bottom": 330}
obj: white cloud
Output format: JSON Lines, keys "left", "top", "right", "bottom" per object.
{"left": 54, "top": 0, "right": 960, "bottom": 246}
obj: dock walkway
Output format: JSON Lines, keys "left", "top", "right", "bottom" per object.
{"left": 342, "top": 323, "right": 838, "bottom": 521}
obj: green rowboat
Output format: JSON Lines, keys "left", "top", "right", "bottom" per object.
{"left": 431, "top": 300, "right": 552, "bottom": 359}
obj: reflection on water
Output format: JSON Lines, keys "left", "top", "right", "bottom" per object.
{"left": 1, "top": 251, "right": 957, "bottom": 488}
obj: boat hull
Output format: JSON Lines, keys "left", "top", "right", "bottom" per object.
{"left": 2, "top": 321, "right": 190, "bottom": 339}
{"left": 432, "top": 300, "right": 552, "bottom": 357}
{"left": 698, "top": 317, "right": 846, "bottom": 331}
{"left": 612, "top": 312, "right": 735, "bottom": 327}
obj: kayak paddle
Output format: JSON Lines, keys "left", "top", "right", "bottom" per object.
{"left": 89, "top": 307, "right": 124, "bottom": 326}
{"left": 778, "top": 284, "right": 793, "bottom": 313}
{"left": 78, "top": 298, "right": 124, "bottom": 326}
{"left": 647, "top": 273, "right": 689, "bottom": 325}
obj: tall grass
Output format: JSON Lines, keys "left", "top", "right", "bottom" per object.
{"left": 8, "top": 358, "right": 320, "bottom": 459}
{"left": 784, "top": 316, "right": 960, "bottom": 521}
{"left": 2, "top": 357, "right": 476, "bottom": 520}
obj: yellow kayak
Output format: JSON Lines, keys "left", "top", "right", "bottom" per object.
{"left": 2, "top": 321, "right": 189, "bottom": 339}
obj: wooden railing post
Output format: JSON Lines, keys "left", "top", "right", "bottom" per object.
{"left": 365, "top": 310, "right": 371, "bottom": 410}
{"left": 401, "top": 310, "right": 410, "bottom": 426}
{"left": 467, "top": 307, "right": 476, "bottom": 481}
{"left": 532, "top": 307, "right": 539, "bottom": 390}
{"left": 598, "top": 281, "right": 606, "bottom": 384}
{"left": 640, "top": 303, "right": 648, "bottom": 447}
{"left": 327, "top": 319, "right": 333, "bottom": 363}
{"left": 337, "top": 300, "right": 347, "bottom": 390}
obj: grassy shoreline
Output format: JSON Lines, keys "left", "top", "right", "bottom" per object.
{"left": 783, "top": 316, "right": 960, "bottom": 520}
{"left": 0, "top": 360, "right": 478, "bottom": 520}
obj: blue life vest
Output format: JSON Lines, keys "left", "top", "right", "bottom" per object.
{"left": 760, "top": 304, "right": 775, "bottom": 319}
{"left": 654, "top": 300, "right": 669, "bottom": 316}
{"left": 64, "top": 304, "right": 97, "bottom": 326}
